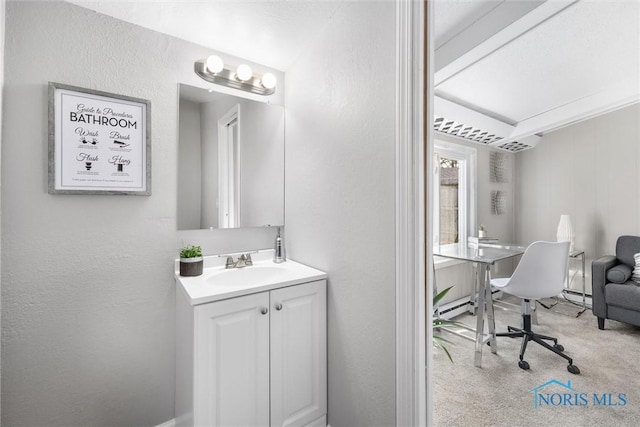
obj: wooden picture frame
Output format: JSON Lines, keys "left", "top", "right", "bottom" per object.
{"left": 48, "top": 82, "right": 151, "bottom": 195}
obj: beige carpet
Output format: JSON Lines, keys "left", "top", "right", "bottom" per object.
{"left": 434, "top": 299, "right": 640, "bottom": 426}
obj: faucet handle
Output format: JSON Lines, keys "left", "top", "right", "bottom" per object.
{"left": 245, "top": 253, "right": 253, "bottom": 266}
{"left": 225, "top": 256, "right": 235, "bottom": 269}
{"left": 235, "top": 254, "right": 247, "bottom": 268}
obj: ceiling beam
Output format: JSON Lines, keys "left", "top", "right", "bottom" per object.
{"left": 435, "top": 96, "right": 514, "bottom": 136}
{"left": 435, "top": 96, "right": 542, "bottom": 149}
{"left": 435, "top": 0, "right": 577, "bottom": 86}
{"left": 436, "top": 79, "right": 640, "bottom": 148}
{"left": 500, "top": 79, "right": 640, "bottom": 144}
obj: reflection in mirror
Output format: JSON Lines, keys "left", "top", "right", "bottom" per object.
{"left": 178, "top": 84, "right": 285, "bottom": 230}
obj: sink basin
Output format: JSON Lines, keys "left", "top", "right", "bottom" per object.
{"left": 205, "top": 265, "right": 286, "bottom": 287}
{"left": 176, "top": 251, "right": 328, "bottom": 305}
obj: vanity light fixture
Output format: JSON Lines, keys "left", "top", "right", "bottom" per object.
{"left": 194, "top": 55, "right": 276, "bottom": 96}
{"left": 205, "top": 55, "right": 224, "bottom": 74}
{"left": 261, "top": 73, "right": 277, "bottom": 90}
{"left": 235, "top": 64, "right": 253, "bottom": 82}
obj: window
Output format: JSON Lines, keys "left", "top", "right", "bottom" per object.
{"left": 438, "top": 157, "right": 459, "bottom": 244}
{"left": 433, "top": 142, "right": 476, "bottom": 247}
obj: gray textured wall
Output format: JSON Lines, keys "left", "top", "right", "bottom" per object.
{"left": 514, "top": 103, "right": 640, "bottom": 293}
{"left": 284, "top": 2, "right": 397, "bottom": 425}
{"left": 2, "top": 2, "right": 278, "bottom": 425}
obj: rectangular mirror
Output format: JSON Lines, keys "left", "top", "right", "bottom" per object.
{"left": 178, "top": 84, "right": 284, "bottom": 230}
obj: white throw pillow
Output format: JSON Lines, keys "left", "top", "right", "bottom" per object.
{"left": 632, "top": 253, "right": 640, "bottom": 284}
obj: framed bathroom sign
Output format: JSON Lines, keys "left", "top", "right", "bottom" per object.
{"left": 48, "top": 82, "right": 151, "bottom": 195}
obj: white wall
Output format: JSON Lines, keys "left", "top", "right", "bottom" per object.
{"left": 514, "top": 103, "right": 640, "bottom": 293}
{"left": 2, "top": 2, "right": 279, "bottom": 425}
{"left": 284, "top": 2, "right": 396, "bottom": 425}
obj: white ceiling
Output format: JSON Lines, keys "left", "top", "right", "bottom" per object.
{"left": 433, "top": 0, "right": 640, "bottom": 151}
{"left": 66, "top": 0, "right": 640, "bottom": 152}
{"left": 65, "top": 0, "right": 343, "bottom": 71}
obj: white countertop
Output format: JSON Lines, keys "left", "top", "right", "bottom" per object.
{"left": 175, "top": 249, "right": 327, "bottom": 305}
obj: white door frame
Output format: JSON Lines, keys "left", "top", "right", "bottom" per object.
{"left": 218, "top": 104, "right": 241, "bottom": 228}
{"left": 396, "top": 0, "right": 430, "bottom": 426}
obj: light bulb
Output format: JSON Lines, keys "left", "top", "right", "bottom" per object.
{"left": 236, "top": 64, "right": 253, "bottom": 82}
{"left": 261, "top": 73, "right": 277, "bottom": 90}
{"left": 205, "top": 55, "right": 224, "bottom": 74}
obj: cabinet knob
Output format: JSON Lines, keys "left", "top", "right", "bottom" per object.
{"left": 261, "top": 307, "right": 268, "bottom": 315}
{"left": 275, "top": 303, "right": 283, "bottom": 311}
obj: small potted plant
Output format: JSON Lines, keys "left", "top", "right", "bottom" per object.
{"left": 478, "top": 224, "right": 487, "bottom": 238}
{"left": 180, "top": 245, "right": 203, "bottom": 277}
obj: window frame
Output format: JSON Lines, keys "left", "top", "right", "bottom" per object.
{"left": 433, "top": 141, "right": 477, "bottom": 248}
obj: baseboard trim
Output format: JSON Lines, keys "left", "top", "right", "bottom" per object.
{"left": 155, "top": 419, "right": 175, "bottom": 427}
{"left": 562, "top": 290, "right": 593, "bottom": 309}
{"left": 156, "top": 418, "right": 326, "bottom": 427}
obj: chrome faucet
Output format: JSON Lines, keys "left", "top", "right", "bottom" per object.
{"left": 225, "top": 253, "right": 253, "bottom": 269}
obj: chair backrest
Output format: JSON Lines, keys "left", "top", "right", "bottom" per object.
{"left": 503, "top": 241, "right": 570, "bottom": 300}
{"left": 616, "top": 235, "right": 640, "bottom": 267}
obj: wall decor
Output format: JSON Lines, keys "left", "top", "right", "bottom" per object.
{"left": 490, "top": 151, "right": 508, "bottom": 183}
{"left": 48, "top": 82, "right": 151, "bottom": 195}
{"left": 491, "top": 190, "right": 506, "bottom": 215}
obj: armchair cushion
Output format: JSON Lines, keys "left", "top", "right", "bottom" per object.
{"left": 607, "top": 264, "right": 632, "bottom": 284}
{"left": 605, "top": 282, "right": 640, "bottom": 311}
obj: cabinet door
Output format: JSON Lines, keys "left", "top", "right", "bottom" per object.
{"left": 194, "top": 292, "right": 270, "bottom": 427}
{"left": 270, "top": 280, "right": 327, "bottom": 427}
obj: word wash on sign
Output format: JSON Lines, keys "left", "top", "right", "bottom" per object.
{"left": 69, "top": 105, "right": 138, "bottom": 129}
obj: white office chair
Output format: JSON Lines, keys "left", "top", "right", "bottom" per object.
{"left": 491, "top": 241, "right": 580, "bottom": 374}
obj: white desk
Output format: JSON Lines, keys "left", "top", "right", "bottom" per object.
{"left": 433, "top": 242, "right": 525, "bottom": 367}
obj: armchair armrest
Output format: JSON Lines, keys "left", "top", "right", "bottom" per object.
{"left": 591, "top": 255, "right": 618, "bottom": 317}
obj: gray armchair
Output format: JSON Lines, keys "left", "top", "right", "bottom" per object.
{"left": 592, "top": 235, "right": 640, "bottom": 329}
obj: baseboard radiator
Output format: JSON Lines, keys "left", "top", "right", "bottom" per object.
{"left": 437, "top": 289, "right": 503, "bottom": 319}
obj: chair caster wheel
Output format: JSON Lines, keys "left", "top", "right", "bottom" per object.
{"left": 567, "top": 364, "right": 580, "bottom": 375}
{"left": 518, "top": 360, "right": 530, "bottom": 370}
{"left": 554, "top": 344, "right": 564, "bottom": 352}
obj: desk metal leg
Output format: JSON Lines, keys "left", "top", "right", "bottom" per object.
{"left": 474, "top": 264, "right": 496, "bottom": 367}
{"left": 469, "top": 264, "right": 479, "bottom": 314}
{"left": 474, "top": 265, "right": 485, "bottom": 367}
{"left": 485, "top": 267, "right": 497, "bottom": 355}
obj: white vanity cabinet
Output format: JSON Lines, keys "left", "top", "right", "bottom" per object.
{"left": 194, "top": 291, "right": 270, "bottom": 426}
{"left": 176, "top": 276, "right": 327, "bottom": 427}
